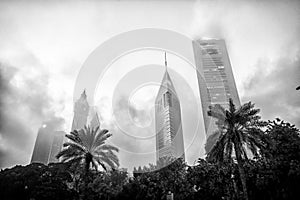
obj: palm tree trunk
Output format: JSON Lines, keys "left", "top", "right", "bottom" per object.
{"left": 82, "top": 160, "right": 90, "bottom": 200}
{"left": 234, "top": 144, "right": 249, "bottom": 200}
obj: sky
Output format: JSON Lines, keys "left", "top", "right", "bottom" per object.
{"left": 0, "top": 0, "right": 300, "bottom": 171}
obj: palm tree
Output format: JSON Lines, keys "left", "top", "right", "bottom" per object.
{"left": 56, "top": 126, "right": 119, "bottom": 175}
{"left": 207, "top": 98, "right": 267, "bottom": 200}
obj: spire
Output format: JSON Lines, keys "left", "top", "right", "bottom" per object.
{"left": 80, "top": 89, "right": 87, "bottom": 99}
{"left": 164, "top": 51, "right": 168, "bottom": 70}
{"left": 155, "top": 52, "right": 177, "bottom": 101}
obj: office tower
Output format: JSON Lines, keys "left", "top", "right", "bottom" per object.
{"left": 155, "top": 53, "right": 185, "bottom": 163}
{"left": 31, "top": 122, "right": 65, "bottom": 164}
{"left": 48, "top": 131, "right": 65, "bottom": 163}
{"left": 31, "top": 124, "right": 53, "bottom": 164}
{"left": 71, "top": 90, "right": 89, "bottom": 131}
{"left": 192, "top": 39, "right": 241, "bottom": 153}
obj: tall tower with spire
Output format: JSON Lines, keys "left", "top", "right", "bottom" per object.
{"left": 155, "top": 52, "right": 185, "bottom": 163}
{"left": 71, "top": 90, "right": 90, "bottom": 131}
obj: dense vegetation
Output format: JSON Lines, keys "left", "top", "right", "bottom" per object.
{"left": 1, "top": 100, "right": 299, "bottom": 200}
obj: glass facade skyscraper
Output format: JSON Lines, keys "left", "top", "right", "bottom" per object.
{"left": 31, "top": 125, "right": 65, "bottom": 164}
{"left": 155, "top": 56, "right": 185, "bottom": 163}
{"left": 31, "top": 124, "right": 53, "bottom": 164}
{"left": 48, "top": 131, "right": 65, "bottom": 163}
{"left": 193, "top": 39, "right": 241, "bottom": 153}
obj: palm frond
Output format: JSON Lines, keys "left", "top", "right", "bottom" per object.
{"left": 97, "top": 155, "right": 118, "bottom": 169}
{"left": 78, "top": 128, "right": 92, "bottom": 151}
{"left": 97, "top": 150, "right": 119, "bottom": 166}
{"left": 95, "top": 144, "right": 119, "bottom": 152}
{"left": 63, "top": 142, "right": 86, "bottom": 153}
{"left": 64, "top": 155, "right": 84, "bottom": 166}
{"left": 93, "top": 132, "right": 112, "bottom": 148}
{"left": 65, "top": 130, "right": 82, "bottom": 145}
{"left": 56, "top": 147, "right": 82, "bottom": 159}
{"left": 208, "top": 104, "right": 226, "bottom": 122}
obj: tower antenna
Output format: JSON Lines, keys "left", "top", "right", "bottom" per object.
{"left": 164, "top": 51, "right": 168, "bottom": 70}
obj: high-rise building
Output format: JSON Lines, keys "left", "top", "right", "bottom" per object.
{"left": 71, "top": 90, "right": 89, "bottom": 131}
{"left": 192, "top": 39, "right": 241, "bottom": 153}
{"left": 31, "top": 124, "right": 53, "bottom": 164}
{"left": 155, "top": 53, "right": 185, "bottom": 163}
{"left": 71, "top": 91, "right": 101, "bottom": 132}
{"left": 48, "top": 131, "right": 65, "bottom": 163}
{"left": 31, "top": 123, "right": 65, "bottom": 164}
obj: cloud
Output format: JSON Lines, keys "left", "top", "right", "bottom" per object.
{"left": 242, "top": 55, "right": 300, "bottom": 127}
{"left": 0, "top": 61, "right": 65, "bottom": 168}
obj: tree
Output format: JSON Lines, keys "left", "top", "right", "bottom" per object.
{"left": 56, "top": 126, "right": 119, "bottom": 176}
{"left": 263, "top": 118, "right": 300, "bottom": 161}
{"left": 249, "top": 118, "right": 300, "bottom": 199}
{"left": 207, "top": 98, "right": 267, "bottom": 200}
{"left": 124, "top": 158, "right": 191, "bottom": 200}
{"left": 79, "top": 169, "right": 128, "bottom": 200}
{"left": 0, "top": 163, "right": 78, "bottom": 200}
{"left": 187, "top": 159, "right": 236, "bottom": 200}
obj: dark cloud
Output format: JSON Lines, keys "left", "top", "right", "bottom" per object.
{"left": 242, "top": 55, "right": 300, "bottom": 127}
{"left": 0, "top": 62, "right": 64, "bottom": 168}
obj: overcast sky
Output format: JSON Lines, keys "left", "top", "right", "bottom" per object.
{"left": 0, "top": 0, "right": 300, "bottom": 171}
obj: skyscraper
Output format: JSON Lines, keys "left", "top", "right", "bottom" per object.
{"left": 48, "top": 131, "right": 65, "bottom": 163}
{"left": 71, "top": 90, "right": 90, "bottom": 131}
{"left": 31, "top": 124, "right": 65, "bottom": 164}
{"left": 71, "top": 91, "right": 101, "bottom": 132}
{"left": 31, "top": 124, "right": 53, "bottom": 164}
{"left": 192, "top": 39, "right": 241, "bottom": 153}
{"left": 155, "top": 53, "right": 185, "bottom": 163}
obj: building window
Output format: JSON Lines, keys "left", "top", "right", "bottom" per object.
{"left": 163, "top": 91, "right": 172, "bottom": 107}
{"left": 201, "top": 45, "right": 222, "bottom": 55}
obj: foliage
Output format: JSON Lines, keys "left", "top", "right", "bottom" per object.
{"left": 0, "top": 163, "right": 78, "bottom": 200}
{"left": 1, "top": 117, "right": 300, "bottom": 200}
{"left": 263, "top": 118, "right": 300, "bottom": 161}
{"left": 244, "top": 119, "right": 300, "bottom": 200}
{"left": 78, "top": 169, "right": 128, "bottom": 200}
{"left": 187, "top": 159, "right": 238, "bottom": 200}
{"left": 120, "top": 158, "right": 193, "bottom": 200}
